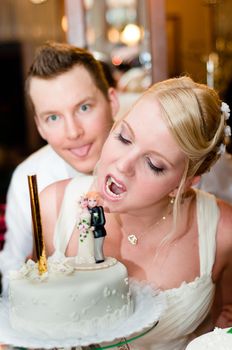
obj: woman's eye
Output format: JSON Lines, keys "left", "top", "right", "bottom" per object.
{"left": 146, "top": 157, "right": 165, "bottom": 175}
{"left": 48, "top": 114, "right": 59, "bottom": 122}
{"left": 115, "top": 132, "right": 131, "bottom": 145}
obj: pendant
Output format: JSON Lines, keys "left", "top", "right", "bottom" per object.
{"left": 127, "top": 234, "right": 138, "bottom": 245}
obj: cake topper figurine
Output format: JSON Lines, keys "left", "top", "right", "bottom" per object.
{"left": 87, "top": 191, "right": 107, "bottom": 263}
{"left": 76, "top": 195, "right": 95, "bottom": 264}
{"left": 28, "top": 175, "right": 47, "bottom": 275}
{"left": 76, "top": 191, "right": 107, "bottom": 264}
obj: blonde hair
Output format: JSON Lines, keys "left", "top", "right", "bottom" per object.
{"left": 145, "top": 76, "right": 226, "bottom": 227}
{"left": 86, "top": 191, "right": 101, "bottom": 202}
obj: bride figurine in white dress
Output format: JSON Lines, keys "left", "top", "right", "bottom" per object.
{"left": 75, "top": 195, "right": 95, "bottom": 264}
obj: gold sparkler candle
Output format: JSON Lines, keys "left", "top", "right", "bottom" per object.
{"left": 28, "top": 175, "right": 47, "bottom": 275}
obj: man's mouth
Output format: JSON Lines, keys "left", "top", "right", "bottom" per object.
{"left": 69, "top": 144, "right": 91, "bottom": 158}
{"left": 105, "top": 175, "right": 126, "bottom": 198}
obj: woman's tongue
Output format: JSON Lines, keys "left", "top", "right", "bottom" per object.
{"left": 110, "top": 182, "right": 124, "bottom": 195}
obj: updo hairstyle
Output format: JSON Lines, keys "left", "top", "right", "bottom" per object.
{"left": 147, "top": 76, "right": 228, "bottom": 227}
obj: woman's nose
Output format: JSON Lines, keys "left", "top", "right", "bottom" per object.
{"left": 65, "top": 117, "right": 84, "bottom": 139}
{"left": 116, "top": 154, "right": 135, "bottom": 177}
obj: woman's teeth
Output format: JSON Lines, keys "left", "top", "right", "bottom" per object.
{"left": 106, "top": 176, "right": 125, "bottom": 197}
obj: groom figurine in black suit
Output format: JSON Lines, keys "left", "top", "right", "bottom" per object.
{"left": 87, "top": 192, "right": 107, "bottom": 263}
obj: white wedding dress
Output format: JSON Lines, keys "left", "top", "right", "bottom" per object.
{"left": 131, "top": 189, "right": 218, "bottom": 350}
{"left": 53, "top": 178, "right": 219, "bottom": 350}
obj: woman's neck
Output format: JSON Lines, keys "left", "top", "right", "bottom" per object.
{"left": 114, "top": 197, "right": 173, "bottom": 235}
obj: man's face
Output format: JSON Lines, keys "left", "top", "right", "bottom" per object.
{"left": 31, "top": 65, "right": 118, "bottom": 174}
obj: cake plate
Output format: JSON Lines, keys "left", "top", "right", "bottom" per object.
{"left": 0, "top": 280, "right": 165, "bottom": 349}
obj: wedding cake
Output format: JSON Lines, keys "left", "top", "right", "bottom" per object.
{"left": 8, "top": 179, "right": 134, "bottom": 340}
{"left": 8, "top": 256, "right": 133, "bottom": 339}
{"left": 186, "top": 328, "right": 232, "bottom": 350}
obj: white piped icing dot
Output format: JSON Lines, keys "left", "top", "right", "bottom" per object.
{"left": 69, "top": 293, "right": 79, "bottom": 302}
{"left": 70, "top": 311, "right": 79, "bottom": 321}
{"left": 124, "top": 277, "right": 129, "bottom": 285}
{"left": 103, "top": 286, "right": 111, "bottom": 297}
{"left": 106, "top": 305, "right": 112, "bottom": 313}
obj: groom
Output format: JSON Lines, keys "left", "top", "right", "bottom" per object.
{"left": 87, "top": 192, "right": 107, "bottom": 263}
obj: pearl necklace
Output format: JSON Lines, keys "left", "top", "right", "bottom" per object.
{"left": 127, "top": 198, "right": 174, "bottom": 246}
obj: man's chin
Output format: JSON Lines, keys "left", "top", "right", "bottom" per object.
{"left": 57, "top": 150, "right": 96, "bottom": 174}
{"left": 69, "top": 160, "right": 95, "bottom": 175}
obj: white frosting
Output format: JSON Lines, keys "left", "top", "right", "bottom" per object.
{"left": 0, "top": 280, "right": 166, "bottom": 348}
{"left": 9, "top": 258, "right": 75, "bottom": 282}
{"left": 186, "top": 328, "right": 232, "bottom": 350}
{"left": 9, "top": 257, "right": 134, "bottom": 339}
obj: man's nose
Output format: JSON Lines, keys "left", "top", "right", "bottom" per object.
{"left": 65, "top": 117, "right": 84, "bottom": 139}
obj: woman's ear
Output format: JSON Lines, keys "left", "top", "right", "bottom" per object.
{"left": 169, "top": 188, "right": 178, "bottom": 198}
{"left": 169, "top": 176, "right": 201, "bottom": 197}
{"left": 186, "top": 176, "right": 201, "bottom": 188}
{"left": 183, "top": 175, "right": 201, "bottom": 192}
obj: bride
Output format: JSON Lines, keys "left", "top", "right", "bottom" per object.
{"left": 39, "top": 76, "right": 232, "bottom": 350}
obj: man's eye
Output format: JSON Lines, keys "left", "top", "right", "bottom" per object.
{"left": 48, "top": 114, "right": 59, "bottom": 122}
{"left": 80, "top": 104, "right": 90, "bottom": 112}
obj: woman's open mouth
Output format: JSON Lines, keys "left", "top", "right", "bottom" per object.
{"left": 105, "top": 175, "right": 126, "bottom": 199}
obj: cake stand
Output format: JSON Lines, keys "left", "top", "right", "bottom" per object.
{"left": 0, "top": 280, "right": 166, "bottom": 349}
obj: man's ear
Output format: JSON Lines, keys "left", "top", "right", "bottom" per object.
{"left": 34, "top": 115, "right": 46, "bottom": 141}
{"left": 108, "top": 87, "right": 120, "bottom": 119}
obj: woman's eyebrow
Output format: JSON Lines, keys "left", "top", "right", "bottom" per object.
{"left": 122, "top": 120, "right": 135, "bottom": 137}
{"left": 122, "top": 120, "right": 179, "bottom": 167}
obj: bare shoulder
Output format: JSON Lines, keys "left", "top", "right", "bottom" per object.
{"left": 212, "top": 199, "right": 232, "bottom": 327}
{"left": 39, "top": 178, "right": 72, "bottom": 221}
{"left": 38, "top": 179, "right": 72, "bottom": 256}
{"left": 217, "top": 198, "right": 232, "bottom": 237}
{"left": 214, "top": 198, "right": 232, "bottom": 270}
{"left": 40, "top": 178, "right": 71, "bottom": 200}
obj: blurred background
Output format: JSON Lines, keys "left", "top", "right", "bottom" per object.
{"left": 0, "top": 0, "right": 232, "bottom": 204}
